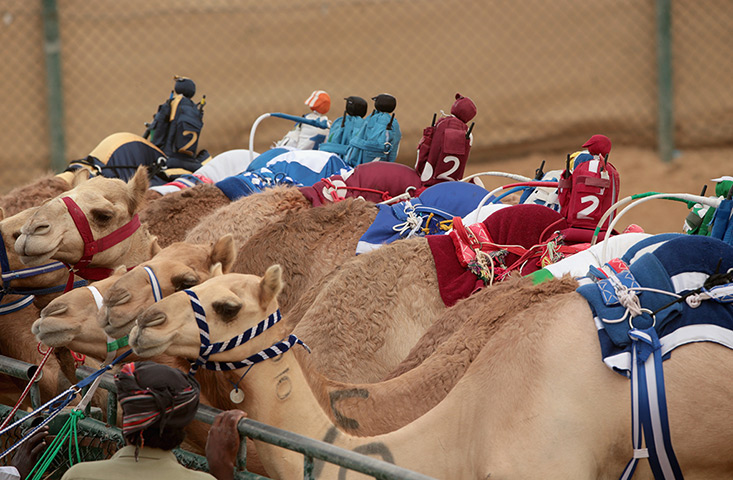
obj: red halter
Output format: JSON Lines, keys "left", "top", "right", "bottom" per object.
{"left": 61, "top": 196, "right": 141, "bottom": 291}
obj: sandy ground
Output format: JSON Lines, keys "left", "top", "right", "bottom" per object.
{"left": 462, "top": 146, "right": 733, "bottom": 235}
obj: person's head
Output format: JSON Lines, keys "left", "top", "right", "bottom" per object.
{"left": 116, "top": 361, "right": 200, "bottom": 450}
{"left": 344, "top": 96, "right": 368, "bottom": 118}
{"left": 174, "top": 76, "right": 196, "bottom": 98}
{"left": 581, "top": 134, "right": 611, "bottom": 158}
{"left": 371, "top": 94, "right": 396, "bottom": 114}
{"left": 305, "top": 90, "right": 331, "bottom": 114}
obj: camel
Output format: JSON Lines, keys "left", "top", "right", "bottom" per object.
{"left": 183, "top": 185, "right": 311, "bottom": 248}
{"left": 139, "top": 184, "right": 231, "bottom": 248}
{"left": 130, "top": 267, "right": 733, "bottom": 479}
{"left": 30, "top": 263, "right": 267, "bottom": 473}
{"left": 14, "top": 166, "right": 159, "bottom": 271}
{"left": 102, "top": 198, "right": 377, "bottom": 337}
{"left": 101, "top": 236, "right": 236, "bottom": 339}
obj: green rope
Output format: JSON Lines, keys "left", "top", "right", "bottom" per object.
{"left": 27, "top": 410, "right": 85, "bottom": 480}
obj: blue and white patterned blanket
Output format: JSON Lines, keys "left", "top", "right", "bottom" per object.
{"left": 356, "top": 181, "right": 491, "bottom": 254}
{"left": 577, "top": 235, "right": 733, "bottom": 375}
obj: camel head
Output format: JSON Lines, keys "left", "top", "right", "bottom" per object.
{"left": 32, "top": 267, "right": 127, "bottom": 353}
{"left": 100, "top": 235, "right": 236, "bottom": 339}
{"left": 0, "top": 207, "right": 71, "bottom": 296}
{"left": 130, "top": 265, "right": 283, "bottom": 362}
{"left": 14, "top": 166, "right": 149, "bottom": 267}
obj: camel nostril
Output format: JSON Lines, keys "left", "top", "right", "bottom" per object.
{"left": 12, "top": 231, "right": 21, "bottom": 240}
{"left": 41, "top": 302, "right": 68, "bottom": 318}
{"left": 28, "top": 223, "right": 51, "bottom": 236}
{"left": 105, "top": 288, "right": 131, "bottom": 307}
{"left": 137, "top": 310, "right": 167, "bottom": 329}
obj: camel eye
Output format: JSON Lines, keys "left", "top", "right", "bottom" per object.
{"left": 173, "top": 274, "right": 199, "bottom": 292}
{"left": 90, "top": 208, "right": 114, "bottom": 224}
{"left": 212, "top": 301, "right": 242, "bottom": 322}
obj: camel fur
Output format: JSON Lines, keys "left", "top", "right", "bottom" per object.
{"left": 0, "top": 174, "right": 71, "bottom": 217}
{"left": 131, "top": 270, "right": 733, "bottom": 479}
{"left": 184, "top": 185, "right": 311, "bottom": 248}
{"left": 139, "top": 184, "right": 231, "bottom": 248}
{"left": 101, "top": 236, "right": 236, "bottom": 338}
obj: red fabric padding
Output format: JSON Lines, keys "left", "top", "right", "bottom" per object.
{"left": 428, "top": 204, "right": 568, "bottom": 306}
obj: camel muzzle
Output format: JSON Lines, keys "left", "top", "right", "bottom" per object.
{"left": 136, "top": 309, "right": 168, "bottom": 329}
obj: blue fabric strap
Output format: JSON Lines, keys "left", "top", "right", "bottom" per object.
{"left": 619, "top": 327, "right": 684, "bottom": 480}
{"left": 185, "top": 289, "right": 286, "bottom": 375}
{"left": 143, "top": 266, "right": 163, "bottom": 302}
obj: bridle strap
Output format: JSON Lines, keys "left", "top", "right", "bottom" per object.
{"left": 60, "top": 196, "right": 141, "bottom": 290}
{"left": 184, "top": 289, "right": 289, "bottom": 375}
{"left": 143, "top": 266, "right": 163, "bottom": 302}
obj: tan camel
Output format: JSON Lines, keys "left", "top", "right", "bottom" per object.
{"left": 183, "top": 185, "right": 311, "bottom": 248}
{"left": 130, "top": 268, "right": 733, "bottom": 479}
{"left": 14, "top": 166, "right": 159, "bottom": 270}
{"left": 139, "top": 184, "right": 231, "bottom": 248}
{"left": 101, "top": 236, "right": 236, "bottom": 339}
{"left": 30, "top": 264, "right": 267, "bottom": 472}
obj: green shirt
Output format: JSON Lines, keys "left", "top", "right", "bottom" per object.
{"left": 60, "top": 445, "right": 215, "bottom": 480}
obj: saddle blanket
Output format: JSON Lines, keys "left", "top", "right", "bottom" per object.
{"left": 356, "top": 181, "right": 491, "bottom": 255}
{"left": 429, "top": 204, "right": 571, "bottom": 306}
{"left": 577, "top": 234, "right": 733, "bottom": 375}
{"left": 299, "top": 161, "right": 423, "bottom": 207}
{"left": 216, "top": 149, "right": 350, "bottom": 201}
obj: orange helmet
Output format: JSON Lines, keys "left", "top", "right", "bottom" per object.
{"left": 305, "top": 90, "right": 331, "bottom": 114}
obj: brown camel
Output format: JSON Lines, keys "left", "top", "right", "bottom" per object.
{"left": 0, "top": 174, "right": 71, "bottom": 217}
{"left": 131, "top": 268, "right": 733, "bottom": 479}
{"left": 103, "top": 198, "right": 377, "bottom": 336}
{"left": 101, "top": 236, "right": 236, "bottom": 339}
{"left": 139, "top": 184, "right": 231, "bottom": 248}
{"left": 183, "top": 185, "right": 311, "bottom": 248}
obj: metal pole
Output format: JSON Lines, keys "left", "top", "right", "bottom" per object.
{"left": 656, "top": 0, "right": 674, "bottom": 163}
{"left": 41, "top": 0, "right": 67, "bottom": 172}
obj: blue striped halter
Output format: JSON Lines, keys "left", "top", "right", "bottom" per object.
{"left": 0, "top": 231, "right": 84, "bottom": 315}
{"left": 184, "top": 289, "right": 309, "bottom": 375}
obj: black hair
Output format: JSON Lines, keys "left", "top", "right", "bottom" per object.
{"left": 124, "top": 426, "right": 187, "bottom": 451}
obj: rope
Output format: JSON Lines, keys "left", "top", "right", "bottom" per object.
{"left": 26, "top": 410, "right": 85, "bottom": 480}
{"left": 0, "top": 347, "right": 55, "bottom": 431}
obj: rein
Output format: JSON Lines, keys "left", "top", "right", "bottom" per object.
{"left": 184, "top": 289, "right": 309, "bottom": 376}
{"left": 60, "top": 196, "right": 141, "bottom": 291}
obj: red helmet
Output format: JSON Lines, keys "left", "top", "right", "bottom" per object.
{"left": 582, "top": 134, "right": 612, "bottom": 157}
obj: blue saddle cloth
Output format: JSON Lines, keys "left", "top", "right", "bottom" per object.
{"left": 577, "top": 235, "right": 733, "bottom": 375}
{"left": 356, "top": 181, "right": 490, "bottom": 254}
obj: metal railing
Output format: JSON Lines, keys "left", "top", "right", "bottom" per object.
{"left": 0, "top": 356, "right": 436, "bottom": 480}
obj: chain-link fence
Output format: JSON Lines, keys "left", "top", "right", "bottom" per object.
{"left": 0, "top": 0, "right": 731, "bottom": 193}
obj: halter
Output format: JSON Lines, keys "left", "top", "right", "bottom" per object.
{"left": 60, "top": 196, "right": 141, "bottom": 291}
{"left": 184, "top": 289, "right": 309, "bottom": 375}
{"left": 143, "top": 266, "right": 163, "bottom": 302}
{"left": 0, "top": 229, "right": 80, "bottom": 315}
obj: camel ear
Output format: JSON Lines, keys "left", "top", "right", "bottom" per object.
{"left": 71, "top": 168, "right": 90, "bottom": 188}
{"left": 126, "top": 166, "right": 150, "bottom": 214}
{"left": 259, "top": 264, "right": 283, "bottom": 310}
{"left": 148, "top": 237, "right": 162, "bottom": 257}
{"left": 210, "top": 235, "right": 235, "bottom": 273}
{"left": 210, "top": 262, "right": 224, "bottom": 277}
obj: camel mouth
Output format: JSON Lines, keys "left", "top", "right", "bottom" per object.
{"left": 15, "top": 235, "right": 62, "bottom": 266}
{"left": 32, "top": 318, "right": 79, "bottom": 347}
{"left": 128, "top": 326, "right": 173, "bottom": 358}
{"left": 100, "top": 306, "right": 143, "bottom": 337}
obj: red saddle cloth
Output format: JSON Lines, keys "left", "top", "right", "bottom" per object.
{"left": 428, "top": 204, "right": 572, "bottom": 306}
{"left": 299, "top": 161, "right": 423, "bottom": 206}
